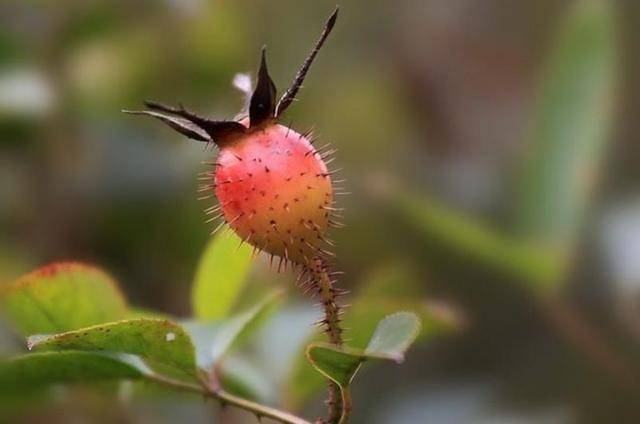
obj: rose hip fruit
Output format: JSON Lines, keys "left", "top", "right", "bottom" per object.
{"left": 125, "top": 8, "right": 340, "bottom": 268}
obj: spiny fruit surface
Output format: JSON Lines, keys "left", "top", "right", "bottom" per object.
{"left": 212, "top": 124, "right": 333, "bottom": 265}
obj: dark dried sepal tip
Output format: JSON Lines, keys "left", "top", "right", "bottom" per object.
{"left": 124, "top": 101, "right": 246, "bottom": 146}
{"left": 249, "top": 46, "right": 277, "bottom": 128}
{"left": 275, "top": 6, "right": 339, "bottom": 117}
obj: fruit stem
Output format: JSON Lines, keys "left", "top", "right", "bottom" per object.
{"left": 309, "top": 258, "right": 344, "bottom": 345}
{"left": 307, "top": 257, "right": 347, "bottom": 424}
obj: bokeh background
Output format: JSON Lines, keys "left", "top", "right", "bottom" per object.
{"left": 1, "top": 0, "right": 640, "bottom": 423}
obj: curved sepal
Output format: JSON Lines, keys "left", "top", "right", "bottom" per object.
{"left": 122, "top": 109, "right": 211, "bottom": 142}
{"left": 124, "top": 101, "right": 246, "bottom": 145}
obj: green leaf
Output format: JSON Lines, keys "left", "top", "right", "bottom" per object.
{"left": 183, "top": 291, "right": 283, "bottom": 372}
{"left": 0, "top": 351, "right": 142, "bottom": 393}
{"left": 364, "top": 311, "right": 422, "bottom": 361}
{"left": 26, "top": 318, "right": 197, "bottom": 380}
{"left": 304, "top": 345, "right": 362, "bottom": 389}
{"left": 517, "top": 0, "right": 616, "bottom": 255}
{"left": 305, "top": 312, "right": 420, "bottom": 390}
{"left": 192, "top": 231, "right": 254, "bottom": 320}
{"left": 0, "top": 262, "right": 128, "bottom": 336}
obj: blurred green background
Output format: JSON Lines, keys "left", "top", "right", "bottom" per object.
{"left": 1, "top": 0, "right": 640, "bottom": 422}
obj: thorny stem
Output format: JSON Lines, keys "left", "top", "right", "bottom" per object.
{"left": 306, "top": 257, "right": 348, "bottom": 424}
{"left": 146, "top": 373, "right": 311, "bottom": 424}
{"left": 308, "top": 258, "right": 344, "bottom": 345}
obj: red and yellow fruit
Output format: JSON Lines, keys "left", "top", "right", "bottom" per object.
{"left": 214, "top": 123, "right": 334, "bottom": 264}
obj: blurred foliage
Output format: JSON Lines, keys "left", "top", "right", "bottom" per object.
{"left": 386, "top": 187, "right": 560, "bottom": 290}
{"left": 183, "top": 291, "right": 282, "bottom": 373}
{"left": 383, "top": 0, "right": 617, "bottom": 296}
{"left": 516, "top": 0, "right": 616, "bottom": 259}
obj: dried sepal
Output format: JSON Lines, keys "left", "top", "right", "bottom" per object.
{"left": 124, "top": 101, "right": 246, "bottom": 146}
{"left": 122, "top": 109, "right": 211, "bottom": 142}
{"left": 276, "top": 7, "right": 339, "bottom": 117}
{"left": 249, "top": 47, "right": 277, "bottom": 127}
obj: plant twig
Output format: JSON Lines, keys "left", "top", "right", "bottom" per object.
{"left": 146, "top": 373, "right": 311, "bottom": 424}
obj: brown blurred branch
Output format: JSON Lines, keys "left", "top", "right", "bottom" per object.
{"left": 538, "top": 295, "right": 639, "bottom": 391}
